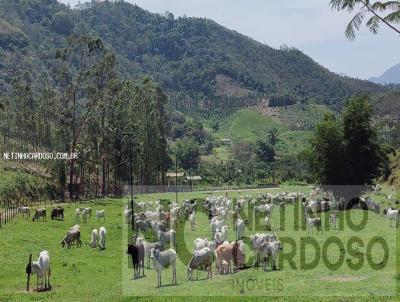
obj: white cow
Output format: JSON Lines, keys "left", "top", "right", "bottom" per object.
{"left": 124, "top": 205, "right": 132, "bottom": 224}
{"left": 19, "top": 206, "right": 31, "bottom": 219}
{"left": 386, "top": 209, "right": 399, "bottom": 227}
{"left": 30, "top": 250, "right": 51, "bottom": 291}
{"left": 189, "top": 211, "right": 196, "bottom": 231}
{"left": 194, "top": 238, "right": 216, "bottom": 253}
{"left": 82, "top": 208, "right": 90, "bottom": 224}
{"left": 90, "top": 229, "right": 98, "bottom": 247}
{"left": 96, "top": 210, "right": 106, "bottom": 221}
{"left": 150, "top": 249, "right": 177, "bottom": 287}
{"left": 235, "top": 218, "right": 245, "bottom": 240}
{"left": 260, "top": 240, "right": 282, "bottom": 270}
{"left": 99, "top": 226, "right": 106, "bottom": 250}
{"left": 75, "top": 208, "right": 81, "bottom": 222}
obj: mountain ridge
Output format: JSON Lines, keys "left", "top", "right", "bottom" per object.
{"left": 0, "top": 0, "right": 392, "bottom": 112}
{"left": 370, "top": 63, "right": 400, "bottom": 85}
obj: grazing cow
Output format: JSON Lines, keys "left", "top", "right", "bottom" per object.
{"left": 19, "top": 206, "right": 31, "bottom": 219}
{"left": 75, "top": 208, "right": 81, "bottom": 222}
{"left": 157, "top": 230, "right": 177, "bottom": 250}
{"left": 386, "top": 209, "right": 399, "bottom": 227}
{"left": 99, "top": 227, "right": 106, "bottom": 250}
{"left": 329, "top": 213, "right": 338, "bottom": 230}
{"left": 189, "top": 211, "right": 196, "bottom": 231}
{"left": 96, "top": 210, "right": 106, "bottom": 221}
{"left": 127, "top": 243, "right": 145, "bottom": 279}
{"left": 187, "top": 247, "right": 213, "bottom": 280}
{"left": 90, "top": 229, "right": 98, "bottom": 248}
{"left": 260, "top": 240, "right": 282, "bottom": 271}
{"left": 194, "top": 238, "right": 216, "bottom": 253}
{"left": 365, "top": 197, "right": 380, "bottom": 214}
{"left": 29, "top": 250, "right": 51, "bottom": 291}
{"left": 51, "top": 206, "right": 64, "bottom": 220}
{"left": 235, "top": 219, "right": 245, "bottom": 240}
{"left": 61, "top": 228, "right": 82, "bottom": 249}
{"left": 32, "top": 209, "right": 46, "bottom": 222}
{"left": 306, "top": 217, "right": 322, "bottom": 234}
{"left": 250, "top": 232, "right": 277, "bottom": 267}
{"left": 150, "top": 249, "right": 177, "bottom": 287}
{"left": 70, "top": 224, "right": 80, "bottom": 231}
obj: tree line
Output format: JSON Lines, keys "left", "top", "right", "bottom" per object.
{"left": 0, "top": 34, "right": 170, "bottom": 199}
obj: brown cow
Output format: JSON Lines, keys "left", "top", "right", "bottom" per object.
{"left": 215, "top": 241, "right": 245, "bottom": 274}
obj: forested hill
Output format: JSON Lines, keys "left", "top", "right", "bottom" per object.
{"left": 0, "top": 0, "right": 388, "bottom": 110}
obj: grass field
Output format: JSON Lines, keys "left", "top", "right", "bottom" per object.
{"left": 217, "top": 109, "right": 286, "bottom": 141}
{"left": 0, "top": 186, "right": 398, "bottom": 302}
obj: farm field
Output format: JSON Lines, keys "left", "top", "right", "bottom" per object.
{"left": 0, "top": 186, "right": 398, "bottom": 302}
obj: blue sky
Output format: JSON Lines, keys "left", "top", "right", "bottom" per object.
{"left": 61, "top": 0, "right": 400, "bottom": 80}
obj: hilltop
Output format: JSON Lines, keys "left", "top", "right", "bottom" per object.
{"left": 0, "top": 0, "right": 390, "bottom": 112}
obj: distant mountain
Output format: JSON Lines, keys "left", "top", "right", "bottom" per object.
{"left": 370, "top": 63, "right": 400, "bottom": 84}
{"left": 0, "top": 0, "right": 391, "bottom": 112}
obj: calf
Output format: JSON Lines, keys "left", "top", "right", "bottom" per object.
{"left": 150, "top": 248, "right": 177, "bottom": 287}
{"left": 32, "top": 209, "right": 46, "bottom": 222}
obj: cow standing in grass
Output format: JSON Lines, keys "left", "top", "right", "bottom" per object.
{"left": 150, "top": 248, "right": 177, "bottom": 287}
{"left": 19, "top": 206, "right": 30, "bottom": 219}
{"left": 28, "top": 250, "right": 51, "bottom": 291}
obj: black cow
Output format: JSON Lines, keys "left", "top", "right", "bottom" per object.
{"left": 127, "top": 244, "right": 145, "bottom": 279}
{"left": 51, "top": 206, "right": 64, "bottom": 220}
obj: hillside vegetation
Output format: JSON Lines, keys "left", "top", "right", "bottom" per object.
{"left": 0, "top": 0, "right": 389, "bottom": 111}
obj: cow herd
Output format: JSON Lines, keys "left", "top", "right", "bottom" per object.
{"left": 17, "top": 187, "right": 399, "bottom": 291}
{"left": 125, "top": 188, "right": 399, "bottom": 288}
{"left": 19, "top": 205, "right": 108, "bottom": 291}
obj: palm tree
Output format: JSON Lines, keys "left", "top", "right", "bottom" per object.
{"left": 330, "top": 0, "right": 400, "bottom": 39}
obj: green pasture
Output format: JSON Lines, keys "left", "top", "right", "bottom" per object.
{"left": 0, "top": 186, "right": 398, "bottom": 302}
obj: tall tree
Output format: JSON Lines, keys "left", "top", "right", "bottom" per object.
{"left": 330, "top": 0, "right": 400, "bottom": 39}
{"left": 308, "top": 112, "right": 346, "bottom": 185}
{"left": 55, "top": 34, "right": 106, "bottom": 199}
{"left": 342, "top": 94, "right": 386, "bottom": 185}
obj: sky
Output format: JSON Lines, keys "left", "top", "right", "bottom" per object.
{"left": 61, "top": 0, "right": 400, "bottom": 80}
